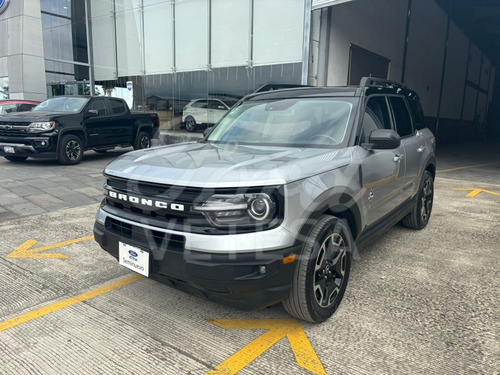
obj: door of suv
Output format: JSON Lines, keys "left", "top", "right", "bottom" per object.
{"left": 388, "top": 96, "right": 424, "bottom": 200}
{"left": 358, "top": 96, "right": 407, "bottom": 226}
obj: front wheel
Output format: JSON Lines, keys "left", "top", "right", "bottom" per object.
{"left": 58, "top": 134, "right": 83, "bottom": 165}
{"left": 134, "top": 131, "right": 151, "bottom": 150}
{"left": 401, "top": 170, "right": 434, "bottom": 229}
{"left": 184, "top": 117, "right": 197, "bottom": 132}
{"left": 4, "top": 155, "right": 28, "bottom": 162}
{"left": 283, "top": 215, "right": 352, "bottom": 323}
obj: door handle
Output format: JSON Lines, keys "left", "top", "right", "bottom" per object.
{"left": 393, "top": 154, "right": 404, "bottom": 162}
{"left": 417, "top": 146, "right": 425, "bottom": 153}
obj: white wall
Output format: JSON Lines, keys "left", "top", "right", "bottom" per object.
{"left": 327, "top": 0, "right": 409, "bottom": 86}
{"left": 322, "top": 0, "right": 496, "bottom": 126}
{"left": 439, "top": 22, "right": 468, "bottom": 120}
{"left": 404, "top": 0, "right": 447, "bottom": 117}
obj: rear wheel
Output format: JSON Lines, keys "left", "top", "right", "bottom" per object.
{"left": 58, "top": 134, "right": 83, "bottom": 165}
{"left": 4, "top": 155, "right": 28, "bottom": 162}
{"left": 185, "top": 116, "right": 197, "bottom": 132}
{"left": 134, "top": 131, "right": 151, "bottom": 150}
{"left": 283, "top": 215, "right": 352, "bottom": 323}
{"left": 401, "top": 170, "right": 434, "bottom": 229}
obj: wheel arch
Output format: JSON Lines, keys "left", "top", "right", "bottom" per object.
{"left": 296, "top": 191, "right": 362, "bottom": 245}
{"left": 57, "top": 130, "right": 86, "bottom": 151}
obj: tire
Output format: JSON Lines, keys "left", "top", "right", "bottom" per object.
{"left": 134, "top": 131, "right": 151, "bottom": 150}
{"left": 283, "top": 215, "right": 353, "bottom": 323}
{"left": 184, "top": 117, "right": 197, "bottom": 132}
{"left": 58, "top": 134, "right": 83, "bottom": 165}
{"left": 4, "top": 155, "right": 28, "bottom": 162}
{"left": 401, "top": 170, "right": 434, "bottom": 230}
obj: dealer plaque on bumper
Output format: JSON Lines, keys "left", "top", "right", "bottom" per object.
{"left": 119, "top": 242, "right": 149, "bottom": 277}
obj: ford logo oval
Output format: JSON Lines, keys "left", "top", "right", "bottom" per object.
{"left": 128, "top": 250, "right": 138, "bottom": 257}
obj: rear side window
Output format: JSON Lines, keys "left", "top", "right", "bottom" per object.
{"left": 408, "top": 98, "right": 425, "bottom": 130}
{"left": 109, "top": 99, "right": 127, "bottom": 114}
{"left": 390, "top": 97, "right": 413, "bottom": 137}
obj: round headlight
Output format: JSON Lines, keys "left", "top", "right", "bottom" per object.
{"left": 248, "top": 196, "right": 271, "bottom": 221}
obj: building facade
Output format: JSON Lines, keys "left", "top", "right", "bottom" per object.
{"left": 0, "top": 0, "right": 497, "bottom": 141}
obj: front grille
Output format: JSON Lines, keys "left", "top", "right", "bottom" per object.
{"left": 104, "top": 176, "right": 214, "bottom": 227}
{"left": 106, "top": 177, "right": 209, "bottom": 203}
{"left": 0, "top": 124, "right": 31, "bottom": 137}
{"left": 108, "top": 217, "right": 186, "bottom": 251}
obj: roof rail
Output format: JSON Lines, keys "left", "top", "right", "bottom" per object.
{"left": 360, "top": 77, "right": 407, "bottom": 90}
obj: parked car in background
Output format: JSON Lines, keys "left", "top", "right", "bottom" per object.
{"left": 0, "top": 100, "right": 40, "bottom": 114}
{"left": 181, "top": 98, "right": 230, "bottom": 132}
{"left": 0, "top": 96, "right": 159, "bottom": 165}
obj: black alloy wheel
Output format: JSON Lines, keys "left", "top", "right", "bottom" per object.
{"left": 134, "top": 131, "right": 151, "bottom": 150}
{"left": 401, "top": 170, "right": 434, "bottom": 229}
{"left": 185, "top": 117, "right": 197, "bottom": 132}
{"left": 283, "top": 215, "right": 352, "bottom": 323}
{"left": 58, "top": 134, "right": 83, "bottom": 165}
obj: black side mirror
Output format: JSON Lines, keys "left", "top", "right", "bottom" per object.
{"left": 86, "top": 109, "right": 99, "bottom": 117}
{"left": 363, "top": 129, "right": 401, "bottom": 150}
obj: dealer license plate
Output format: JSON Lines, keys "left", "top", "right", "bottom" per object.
{"left": 4, "top": 146, "right": 15, "bottom": 154}
{"left": 119, "top": 242, "right": 149, "bottom": 277}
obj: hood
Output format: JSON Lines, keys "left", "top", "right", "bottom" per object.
{"left": 0, "top": 111, "right": 55, "bottom": 122}
{"left": 104, "top": 142, "right": 352, "bottom": 188}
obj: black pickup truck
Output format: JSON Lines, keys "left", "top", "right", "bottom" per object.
{"left": 0, "top": 96, "right": 159, "bottom": 164}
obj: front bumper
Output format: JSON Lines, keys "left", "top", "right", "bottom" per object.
{"left": 0, "top": 136, "right": 57, "bottom": 159}
{"left": 93, "top": 216, "right": 300, "bottom": 310}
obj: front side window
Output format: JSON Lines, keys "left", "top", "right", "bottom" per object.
{"left": 359, "top": 96, "right": 392, "bottom": 144}
{"left": 207, "top": 98, "right": 355, "bottom": 147}
{"left": 87, "top": 99, "right": 108, "bottom": 115}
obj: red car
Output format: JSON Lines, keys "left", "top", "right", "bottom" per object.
{"left": 0, "top": 100, "right": 41, "bottom": 114}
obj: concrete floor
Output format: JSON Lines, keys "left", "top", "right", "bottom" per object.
{"left": 0, "top": 139, "right": 499, "bottom": 374}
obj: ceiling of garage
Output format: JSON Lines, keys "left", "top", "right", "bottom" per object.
{"left": 436, "top": 0, "right": 500, "bottom": 66}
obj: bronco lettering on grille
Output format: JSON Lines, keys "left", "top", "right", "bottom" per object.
{"left": 107, "top": 190, "right": 185, "bottom": 211}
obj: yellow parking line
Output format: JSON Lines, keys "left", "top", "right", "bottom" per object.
{"left": 0, "top": 274, "right": 143, "bottom": 332}
{"left": 437, "top": 162, "right": 496, "bottom": 174}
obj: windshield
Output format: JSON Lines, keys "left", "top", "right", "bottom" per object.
{"left": 207, "top": 98, "right": 355, "bottom": 147}
{"left": 32, "top": 97, "right": 89, "bottom": 113}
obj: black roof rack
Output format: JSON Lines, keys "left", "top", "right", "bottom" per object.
{"left": 360, "top": 77, "right": 407, "bottom": 90}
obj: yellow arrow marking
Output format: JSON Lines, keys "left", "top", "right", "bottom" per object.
{"left": 0, "top": 274, "right": 143, "bottom": 332}
{"left": 453, "top": 188, "right": 500, "bottom": 198}
{"left": 206, "top": 319, "right": 327, "bottom": 375}
{"left": 6, "top": 235, "right": 95, "bottom": 259}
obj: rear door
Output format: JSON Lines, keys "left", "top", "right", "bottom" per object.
{"left": 358, "top": 95, "right": 407, "bottom": 226}
{"left": 388, "top": 96, "right": 423, "bottom": 200}
{"left": 107, "top": 99, "right": 133, "bottom": 145}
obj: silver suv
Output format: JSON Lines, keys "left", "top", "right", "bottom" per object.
{"left": 94, "top": 77, "right": 436, "bottom": 323}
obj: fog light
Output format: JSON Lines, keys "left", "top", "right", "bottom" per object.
{"left": 258, "top": 266, "right": 267, "bottom": 275}
{"left": 95, "top": 208, "right": 107, "bottom": 225}
{"left": 41, "top": 141, "right": 47, "bottom": 146}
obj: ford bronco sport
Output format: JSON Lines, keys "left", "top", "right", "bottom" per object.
{"left": 94, "top": 77, "right": 436, "bottom": 323}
